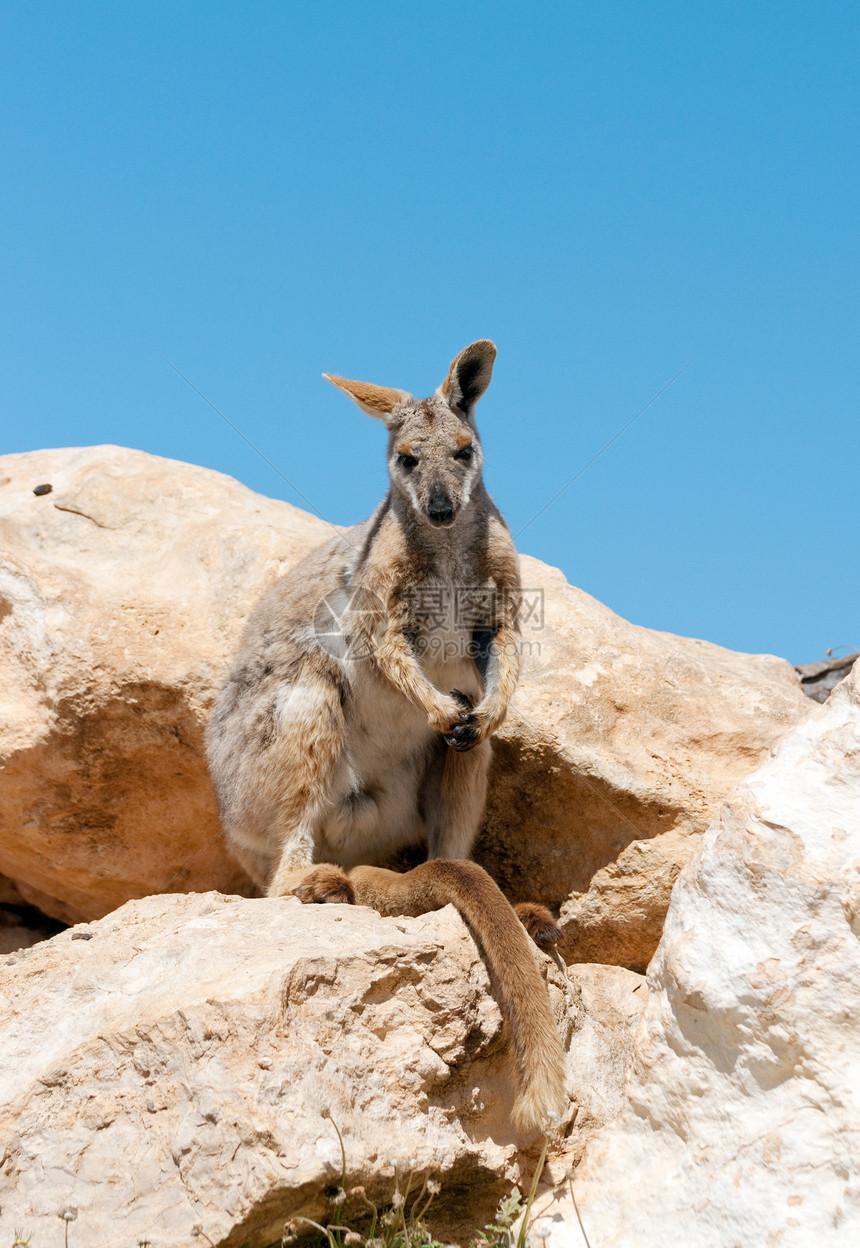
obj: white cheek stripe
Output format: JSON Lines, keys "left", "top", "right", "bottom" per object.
{"left": 404, "top": 478, "right": 422, "bottom": 513}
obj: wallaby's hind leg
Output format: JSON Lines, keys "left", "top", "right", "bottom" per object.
{"left": 225, "top": 841, "right": 272, "bottom": 894}
{"left": 248, "top": 677, "right": 353, "bottom": 904}
{"left": 267, "top": 795, "right": 355, "bottom": 904}
{"left": 514, "top": 903, "right": 561, "bottom": 949}
{"left": 423, "top": 738, "right": 491, "bottom": 860}
{"left": 273, "top": 860, "right": 355, "bottom": 904}
{"left": 418, "top": 740, "right": 560, "bottom": 947}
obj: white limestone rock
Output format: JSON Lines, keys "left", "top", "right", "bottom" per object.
{"left": 0, "top": 892, "right": 643, "bottom": 1246}
{"left": 532, "top": 657, "right": 860, "bottom": 1246}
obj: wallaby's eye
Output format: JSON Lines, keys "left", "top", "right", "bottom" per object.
{"left": 454, "top": 444, "right": 474, "bottom": 463}
{"left": 398, "top": 453, "right": 418, "bottom": 472}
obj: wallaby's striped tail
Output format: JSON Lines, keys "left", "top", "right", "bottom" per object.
{"left": 349, "top": 859, "right": 568, "bottom": 1135}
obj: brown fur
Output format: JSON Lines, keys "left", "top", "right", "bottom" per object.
{"left": 322, "top": 374, "right": 410, "bottom": 415}
{"left": 514, "top": 902, "right": 562, "bottom": 949}
{"left": 347, "top": 860, "right": 567, "bottom": 1135}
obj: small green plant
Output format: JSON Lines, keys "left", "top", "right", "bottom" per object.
{"left": 474, "top": 1134, "right": 548, "bottom": 1248}
{"left": 516, "top": 1135, "right": 549, "bottom": 1248}
{"left": 282, "top": 1169, "right": 445, "bottom": 1248}
{"left": 474, "top": 1187, "right": 525, "bottom": 1248}
{"left": 567, "top": 1174, "right": 592, "bottom": 1248}
{"left": 276, "top": 1114, "right": 552, "bottom": 1248}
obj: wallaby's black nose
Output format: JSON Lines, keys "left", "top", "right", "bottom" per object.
{"left": 428, "top": 491, "right": 455, "bottom": 526}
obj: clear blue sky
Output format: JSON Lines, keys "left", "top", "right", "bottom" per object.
{"left": 2, "top": 2, "right": 857, "bottom": 665}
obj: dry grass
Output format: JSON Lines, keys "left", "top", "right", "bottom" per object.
{"left": 275, "top": 1118, "right": 550, "bottom": 1248}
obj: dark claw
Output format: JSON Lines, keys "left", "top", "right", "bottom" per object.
{"left": 515, "top": 902, "right": 562, "bottom": 948}
{"left": 443, "top": 719, "right": 480, "bottom": 751}
{"left": 441, "top": 691, "right": 479, "bottom": 749}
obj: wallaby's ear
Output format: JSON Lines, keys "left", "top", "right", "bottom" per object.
{"left": 323, "top": 373, "right": 411, "bottom": 424}
{"left": 438, "top": 340, "right": 497, "bottom": 414}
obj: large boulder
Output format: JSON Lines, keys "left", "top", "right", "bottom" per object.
{"left": 0, "top": 889, "right": 643, "bottom": 1245}
{"left": 481, "top": 556, "right": 811, "bottom": 967}
{"left": 531, "top": 651, "right": 860, "bottom": 1245}
{"left": 0, "top": 447, "right": 811, "bottom": 964}
{"left": 0, "top": 446, "right": 329, "bottom": 923}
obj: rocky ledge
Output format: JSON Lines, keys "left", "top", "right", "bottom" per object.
{"left": 0, "top": 891, "right": 643, "bottom": 1245}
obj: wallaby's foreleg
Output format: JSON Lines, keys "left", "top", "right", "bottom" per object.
{"left": 356, "top": 562, "right": 478, "bottom": 740}
{"left": 373, "top": 614, "right": 477, "bottom": 736}
{"left": 422, "top": 738, "right": 491, "bottom": 860}
{"left": 470, "top": 523, "right": 522, "bottom": 742}
{"left": 470, "top": 622, "right": 521, "bottom": 741}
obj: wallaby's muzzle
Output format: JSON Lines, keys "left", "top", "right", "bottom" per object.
{"left": 427, "top": 489, "right": 455, "bottom": 526}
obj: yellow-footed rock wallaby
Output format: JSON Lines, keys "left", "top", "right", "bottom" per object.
{"left": 206, "top": 341, "right": 567, "bottom": 1133}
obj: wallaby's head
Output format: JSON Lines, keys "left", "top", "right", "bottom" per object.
{"left": 324, "top": 340, "right": 496, "bottom": 528}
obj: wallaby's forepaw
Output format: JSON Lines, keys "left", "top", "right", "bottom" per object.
{"left": 443, "top": 719, "right": 480, "bottom": 750}
{"left": 515, "top": 902, "right": 562, "bottom": 949}
{"left": 450, "top": 689, "right": 474, "bottom": 711}
{"left": 442, "top": 689, "right": 480, "bottom": 751}
{"left": 292, "top": 865, "right": 356, "bottom": 905}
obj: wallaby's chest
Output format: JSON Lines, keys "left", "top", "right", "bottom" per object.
{"left": 405, "top": 554, "right": 493, "bottom": 679}
{"left": 343, "top": 559, "right": 489, "bottom": 744}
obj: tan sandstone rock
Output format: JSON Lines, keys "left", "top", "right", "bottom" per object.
{"left": 0, "top": 445, "right": 330, "bottom": 923}
{"left": 481, "top": 556, "right": 811, "bottom": 968}
{"left": 0, "top": 446, "right": 811, "bottom": 965}
{"left": 530, "top": 650, "right": 860, "bottom": 1246}
{"left": 0, "top": 890, "right": 641, "bottom": 1245}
